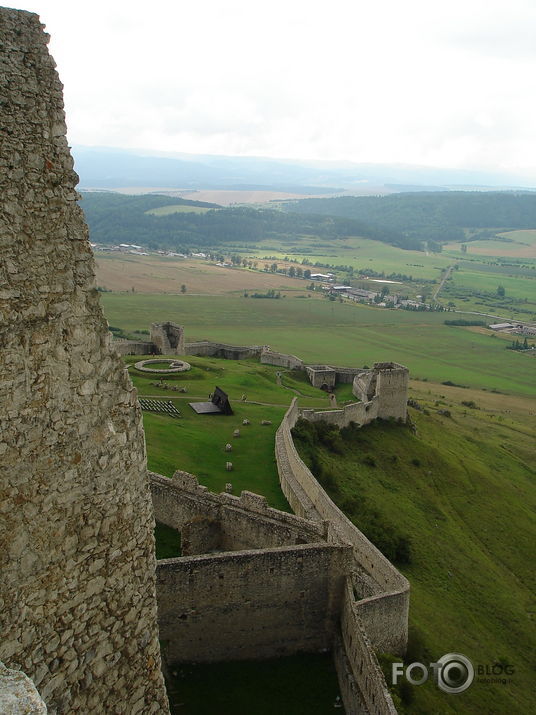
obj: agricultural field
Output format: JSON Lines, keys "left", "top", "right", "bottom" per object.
{"left": 145, "top": 204, "right": 214, "bottom": 215}
{"left": 244, "top": 234, "right": 453, "bottom": 281}
{"left": 103, "top": 294, "right": 535, "bottom": 396}
{"left": 94, "top": 252, "right": 307, "bottom": 295}
{"left": 444, "top": 229, "right": 536, "bottom": 259}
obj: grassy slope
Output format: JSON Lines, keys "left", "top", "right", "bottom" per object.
{"left": 133, "top": 353, "right": 534, "bottom": 713}
{"left": 103, "top": 294, "right": 535, "bottom": 396}
{"left": 129, "top": 355, "right": 333, "bottom": 511}
{"left": 292, "top": 386, "right": 535, "bottom": 715}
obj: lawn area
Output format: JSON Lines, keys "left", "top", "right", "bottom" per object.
{"left": 129, "top": 354, "right": 333, "bottom": 511}
{"left": 103, "top": 294, "right": 535, "bottom": 396}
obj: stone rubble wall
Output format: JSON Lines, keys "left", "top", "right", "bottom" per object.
{"left": 338, "top": 583, "right": 398, "bottom": 715}
{"left": 150, "top": 322, "right": 184, "bottom": 355}
{"left": 300, "top": 397, "right": 380, "bottom": 429}
{"left": 184, "top": 341, "right": 264, "bottom": 360}
{"left": 157, "top": 543, "right": 351, "bottom": 664}
{"left": 305, "top": 366, "right": 337, "bottom": 388}
{"left": 375, "top": 365, "right": 409, "bottom": 421}
{"left": 150, "top": 471, "right": 326, "bottom": 555}
{"left": 0, "top": 9, "right": 168, "bottom": 713}
{"left": 112, "top": 339, "right": 154, "bottom": 356}
{"left": 260, "top": 349, "right": 304, "bottom": 370}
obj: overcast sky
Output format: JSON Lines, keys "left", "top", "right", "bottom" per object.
{"left": 13, "top": 0, "right": 536, "bottom": 178}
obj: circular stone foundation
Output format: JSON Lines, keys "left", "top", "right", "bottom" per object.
{"left": 134, "top": 358, "right": 191, "bottom": 374}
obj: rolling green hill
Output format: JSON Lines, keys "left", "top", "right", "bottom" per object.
{"left": 291, "top": 393, "right": 535, "bottom": 714}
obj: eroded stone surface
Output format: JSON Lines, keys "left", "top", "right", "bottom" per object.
{"left": 0, "top": 662, "right": 47, "bottom": 714}
{"left": 0, "top": 8, "right": 168, "bottom": 714}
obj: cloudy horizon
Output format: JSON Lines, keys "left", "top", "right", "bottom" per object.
{"left": 12, "top": 0, "right": 536, "bottom": 181}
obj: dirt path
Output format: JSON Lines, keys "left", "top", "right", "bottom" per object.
{"left": 433, "top": 264, "right": 454, "bottom": 300}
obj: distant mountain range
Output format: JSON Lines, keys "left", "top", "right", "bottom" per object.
{"left": 72, "top": 146, "right": 536, "bottom": 194}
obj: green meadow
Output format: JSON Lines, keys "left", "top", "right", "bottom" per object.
{"left": 243, "top": 235, "right": 453, "bottom": 280}
{"left": 103, "top": 294, "right": 535, "bottom": 396}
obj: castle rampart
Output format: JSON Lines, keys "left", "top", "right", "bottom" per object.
{"left": 150, "top": 471, "right": 327, "bottom": 554}
{"left": 275, "top": 398, "right": 409, "bottom": 712}
{"left": 157, "top": 543, "right": 351, "bottom": 663}
{"left": 260, "top": 349, "right": 304, "bottom": 370}
{"left": 0, "top": 9, "right": 168, "bottom": 713}
{"left": 184, "top": 341, "right": 264, "bottom": 360}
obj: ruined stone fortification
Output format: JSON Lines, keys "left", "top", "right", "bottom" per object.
{"left": 276, "top": 399, "right": 409, "bottom": 713}
{"left": 0, "top": 9, "right": 168, "bottom": 713}
{"left": 153, "top": 473, "right": 351, "bottom": 664}
{"left": 184, "top": 340, "right": 264, "bottom": 360}
{"left": 302, "top": 362, "right": 409, "bottom": 428}
{"left": 149, "top": 470, "right": 401, "bottom": 713}
{"left": 0, "top": 9, "right": 409, "bottom": 714}
{"left": 150, "top": 321, "right": 185, "bottom": 355}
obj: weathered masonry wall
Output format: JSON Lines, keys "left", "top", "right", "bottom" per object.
{"left": 113, "top": 339, "right": 153, "bottom": 356}
{"left": 301, "top": 397, "right": 380, "bottom": 429}
{"left": 0, "top": 9, "right": 168, "bottom": 714}
{"left": 185, "top": 340, "right": 264, "bottom": 359}
{"left": 375, "top": 363, "right": 409, "bottom": 421}
{"left": 151, "top": 321, "right": 184, "bottom": 355}
{"left": 260, "top": 349, "right": 304, "bottom": 370}
{"left": 157, "top": 543, "right": 350, "bottom": 663}
{"left": 150, "top": 471, "right": 326, "bottom": 555}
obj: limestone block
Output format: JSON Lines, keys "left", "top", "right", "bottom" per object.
{"left": 0, "top": 662, "right": 47, "bottom": 714}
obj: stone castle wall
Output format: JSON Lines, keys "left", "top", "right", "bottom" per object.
{"left": 151, "top": 322, "right": 184, "bottom": 355}
{"left": 113, "top": 339, "right": 154, "bottom": 356}
{"left": 260, "top": 349, "right": 304, "bottom": 370}
{"left": 0, "top": 9, "right": 168, "bottom": 713}
{"left": 184, "top": 341, "right": 264, "bottom": 360}
{"left": 157, "top": 543, "right": 350, "bottom": 663}
{"left": 275, "top": 399, "right": 408, "bottom": 712}
{"left": 150, "top": 471, "right": 326, "bottom": 554}
{"left": 300, "top": 397, "right": 380, "bottom": 429}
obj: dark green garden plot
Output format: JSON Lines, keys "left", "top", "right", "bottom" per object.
{"left": 165, "top": 653, "right": 343, "bottom": 715}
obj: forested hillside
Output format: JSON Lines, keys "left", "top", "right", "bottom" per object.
{"left": 285, "top": 191, "right": 536, "bottom": 245}
{"left": 80, "top": 192, "right": 411, "bottom": 250}
{"left": 80, "top": 191, "right": 536, "bottom": 254}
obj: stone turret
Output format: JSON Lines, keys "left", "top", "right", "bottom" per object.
{"left": 0, "top": 8, "right": 169, "bottom": 713}
{"left": 151, "top": 321, "right": 185, "bottom": 354}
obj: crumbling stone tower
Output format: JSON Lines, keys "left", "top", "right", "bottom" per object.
{"left": 150, "top": 321, "right": 185, "bottom": 354}
{"left": 0, "top": 8, "right": 169, "bottom": 713}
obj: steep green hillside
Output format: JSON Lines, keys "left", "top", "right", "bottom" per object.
{"left": 292, "top": 396, "right": 535, "bottom": 714}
